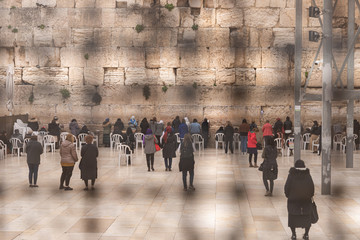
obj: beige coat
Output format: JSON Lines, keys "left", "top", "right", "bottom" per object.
{"left": 60, "top": 140, "right": 78, "bottom": 166}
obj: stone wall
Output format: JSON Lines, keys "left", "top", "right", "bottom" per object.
{"left": 0, "top": 0, "right": 359, "bottom": 143}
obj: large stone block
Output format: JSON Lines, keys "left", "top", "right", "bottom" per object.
{"left": 235, "top": 48, "right": 262, "bottom": 68}
{"left": 209, "top": 48, "right": 235, "bottom": 68}
{"left": 256, "top": 68, "right": 290, "bottom": 87}
{"left": 195, "top": 28, "right": 230, "bottom": 48}
{"left": 235, "top": 68, "right": 255, "bottom": 86}
{"left": 216, "top": 69, "right": 235, "bottom": 85}
{"left": 273, "top": 28, "right": 295, "bottom": 48}
{"left": 96, "top": 0, "right": 116, "bottom": 7}
{"left": 21, "top": 0, "right": 37, "bottom": 8}
{"left": 75, "top": 0, "right": 96, "bottom": 7}
{"left": 0, "top": 67, "right": 22, "bottom": 86}
{"left": 279, "top": 8, "right": 295, "bottom": 27}
{"left": 118, "top": 47, "right": 145, "bottom": 68}
{"left": 0, "top": 28, "right": 15, "bottom": 48}
{"left": 142, "top": 7, "right": 160, "bottom": 27}
{"left": 34, "top": 28, "right": 53, "bottom": 47}
{"left": 255, "top": 0, "right": 270, "bottom": 7}
{"left": 69, "top": 67, "right": 84, "bottom": 85}
{"left": 104, "top": 68, "right": 125, "bottom": 85}
{"left": 159, "top": 68, "right": 176, "bottom": 85}
{"left": 102, "top": 9, "right": 115, "bottom": 27}
{"left": 11, "top": 8, "right": 41, "bottom": 27}
{"left": 159, "top": 8, "right": 180, "bottom": 27}
{"left": 84, "top": 67, "right": 104, "bottom": 86}
{"left": 0, "top": 0, "right": 21, "bottom": 8}
{"left": 14, "top": 27, "right": 33, "bottom": 47}
{"left": 94, "top": 28, "right": 112, "bottom": 47}
{"left": 218, "top": 0, "right": 234, "bottom": 8}
{"left": 71, "top": 28, "right": 94, "bottom": 47}
{"left": 249, "top": 28, "right": 259, "bottom": 47}
{"left": 60, "top": 48, "right": 87, "bottom": 67}
{"left": 157, "top": 28, "right": 178, "bottom": 47}
{"left": 176, "top": 68, "right": 215, "bottom": 86}
{"left": 124, "top": 68, "right": 160, "bottom": 85}
{"left": 160, "top": 47, "right": 180, "bottom": 68}
{"left": 262, "top": 48, "right": 290, "bottom": 68}
{"left": 217, "top": 9, "right": 243, "bottom": 28}
{"left": 230, "top": 28, "right": 249, "bottom": 48}
{"left": 114, "top": 8, "right": 142, "bottom": 28}
{"left": 180, "top": 8, "right": 194, "bottom": 28}
{"left": 145, "top": 48, "right": 160, "bottom": 68}
{"left": 38, "top": 47, "right": 61, "bottom": 67}
{"left": 56, "top": 0, "right": 75, "bottom": 7}
{"left": 195, "top": 8, "right": 215, "bottom": 28}
{"left": 68, "top": 8, "right": 102, "bottom": 28}
{"left": 244, "top": 8, "right": 280, "bottom": 28}
{"left": 0, "top": 9, "right": 10, "bottom": 27}
{"left": 259, "top": 28, "right": 273, "bottom": 48}
{"left": 40, "top": 8, "right": 68, "bottom": 28}
{"left": 53, "top": 28, "right": 71, "bottom": 47}
{"left": 180, "top": 47, "right": 209, "bottom": 68}
{"left": 0, "top": 48, "right": 14, "bottom": 67}
{"left": 15, "top": 47, "right": 39, "bottom": 67}
{"left": 23, "top": 67, "right": 69, "bottom": 85}
{"left": 235, "top": 0, "right": 255, "bottom": 7}
{"left": 111, "top": 28, "right": 134, "bottom": 47}
{"left": 270, "top": 0, "right": 286, "bottom": 7}
{"left": 133, "top": 29, "right": 158, "bottom": 48}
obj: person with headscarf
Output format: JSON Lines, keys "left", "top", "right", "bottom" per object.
{"left": 0, "top": 131, "right": 11, "bottom": 154}
{"left": 102, "top": 118, "right": 111, "bottom": 147}
{"left": 215, "top": 126, "right": 224, "bottom": 141}
{"left": 162, "top": 126, "right": 177, "bottom": 171}
{"left": 261, "top": 136, "right": 278, "bottom": 196}
{"left": 48, "top": 116, "right": 61, "bottom": 148}
{"left": 114, "top": 118, "right": 125, "bottom": 132}
{"left": 284, "top": 116, "right": 293, "bottom": 140}
{"left": 172, "top": 116, "right": 181, "bottom": 133}
{"left": 273, "top": 117, "right": 284, "bottom": 135}
{"left": 309, "top": 121, "right": 321, "bottom": 152}
{"left": 285, "top": 160, "right": 315, "bottom": 240}
{"left": 128, "top": 116, "right": 137, "bottom": 131}
{"left": 224, "top": 121, "right": 234, "bottom": 154}
{"left": 179, "top": 133, "right": 195, "bottom": 191}
{"left": 122, "top": 127, "right": 136, "bottom": 164}
{"left": 178, "top": 119, "right": 189, "bottom": 142}
{"left": 201, "top": 118, "right": 210, "bottom": 148}
{"left": 149, "top": 117, "right": 157, "bottom": 133}
{"left": 79, "top": 135, "right": 98, "bottom": 190}
{"left": 69, "top": 119, "right": 80, "bottom": 136}
{"left": 184, "top": 117, "right": 191, "bottom": 128}
{"left": 79, "top": 125, "right": 90, "bottom": 134}
{"left": 140, "top": 118, "right": 150, "bottom": 135}
{"left": 143, "top": 129, "right": 157, "bottom": 171}
{"left": 155, "top": 120, "right": 164, "bottom": 144}
{"left": 28, "top": 117, "right": 39, "bottom": 132}
{"left": 247, "top": 128, "right": 258, "bottom": 167}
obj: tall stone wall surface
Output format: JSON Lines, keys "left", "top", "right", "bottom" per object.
{"left": 0, "top": 0, "right": 358, "bottom": 140}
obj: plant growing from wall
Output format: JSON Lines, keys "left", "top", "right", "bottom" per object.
{"left": 135, "top": 24, "right": 144, "bottom": 33}
{"left": 28, "top": 92, "right": 34, "bottom": 104}
{"left": 10, "top": 6, "right": 16, "bottom": 9}
{"left": 192, "top": 82, "right": 198, "bottom": 89}
{"left": 60, "top": 88, "right": 70, "bottom": 100}
{"left": 84, "top": 53, "right": 89, "bottom": 60}
{"left": 165, "top": 3, "right": 174, "bottom": 11}
{"left": 38, "top": 24, "right": 45, "bottom": 29}
{"left": 162, "top": 84, "right": 168, "bottom": 93}
{"left": 305, "top": 71, "right": 309, "bottom": 78}
{"left": 7, "top": 25, "right": 11, "bottom": 29}
{"left": 213, "top": 82, "right": 217, "bottom": 87}
{"left": 12, "top": 28, "right": 18, "bottom": 33}
{"left": 143, "top": 85, "right": 151, "bottom": 100}
{"left": 192, "top": 24, "right": 199, "bottom": 31}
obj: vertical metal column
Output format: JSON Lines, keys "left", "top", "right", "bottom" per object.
{"left": 321, "top": 0, "right": 333, "bottom": 195}
{"left": 294, "top": 0, "right": 302, "bottom": 162}
{"left": 346, "top": 0, "right": 355, "bottom": 168}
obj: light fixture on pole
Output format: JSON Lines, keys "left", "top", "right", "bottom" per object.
{"left": 309, "top": 6, "right": 320, "bottom": 18}
{"left": 309, "top": 31, "right": 320, "bottom": 42}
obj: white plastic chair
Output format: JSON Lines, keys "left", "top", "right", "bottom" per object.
{"left": 0, "top": 140, "right": 6, "bottom": 159}
{"left": 43, "top": 135, "right": 56, "bottom": 153}
{"left": 302, "top": 133, "right": 310, "bottom": 150}
{"left": 78, "top": 133, "right": 88, "bottom": 151}
{"left": 312, "top": 136, "right": 320, "bottom": 152}
{"left": 111, "top": 134, "right": 123, "bottom": 151}
{"left": 134, "top": 133, "right": 144, "bottom": 151}
{"left": 60, "top": 132, "right": 69, "bottom": 143}
{"left": 354, "top": 134, "right": 358, "bottom": 150}
{"left": 192, "top": 134, "right": 204, "bottom": 151}
{"left": 23, "top": 138, "right": 30, "bottom": 153}
{"left": 215, "top": 133, "right": 224, "bottom": 149}
{"left": 274, "top": 138, "right": 283, "bottom": 156}
{"left": 10, "top": 138, "right": 22, "bottom": 157}
{"left": 333, "top": 134, "right": 342, "bottom": 150}
{"left": 285, "top": 138, "right": 294, "bottom": 156}
{"left": 341, "top": 136, "right": 347, "bottom": 153}
{"left": 233, "top": 133, "right": 240, "bottom": 150}
{"left": 175, "top": 133, "right": 181, "bottom": 153}
{"left": 118, "top": 145, "right": 132, "bottom": 166}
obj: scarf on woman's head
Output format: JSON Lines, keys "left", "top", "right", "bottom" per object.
{"left": 146, "top": 128, "right": 153, "bottom": 135}
{"left": 163, "top": 126, "right": 172, "bottom": 143}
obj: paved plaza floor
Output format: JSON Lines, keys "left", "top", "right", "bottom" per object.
{"left": 0, "top": 146, "right": 359, "bottom": 240}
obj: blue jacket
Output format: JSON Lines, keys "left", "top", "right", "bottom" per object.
{"left": 189, "top": 122, "right": 201, "bottom": 134}
{"left": 178, "top": 123, "right": 189, "bottom": 138}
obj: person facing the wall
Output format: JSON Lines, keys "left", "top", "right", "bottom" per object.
{"left": 261, "top": 136, "right": 278, "bottom": 197}
{"left": 59, "top": 134, "right": 78, "bottom": 191}
{"left": 239, "top": 119, "right": 250, "bottom": 155}
{"left": 26, "top": 135, "right": 43, "bottom": 187}
{"left": 79, "top": 135, "right": 98, "bottom": 190}
{"left": 224, "top": 121, "right": 234, "bottom": 154}
{"left": 201, "top": 118, "right": 210, "bottom": 148}
{"left": 143, "top": 129, "right": 157, "bottom": 172}
{"left": 262, "top": 120, "right": 273, "bottom": 147}
{"left": 189, "top": 119, "right": 201, "bottom": 135}
{"left": 69, "top": 119, "right": 80, "bottom": 137}
{"left": 162, "top": 126, "right": 177, "bottom": 171}
{"left": 179, "top": 133, "right": 195, "bottom": 191}
{"left": 247, "top": 128, "right": 258, "bottom": 167}
{"left": 102, "top": 118, "right": 111, "bottom": 147}
{"left": 48, "top": 116, "right": 61, "bottom": 149}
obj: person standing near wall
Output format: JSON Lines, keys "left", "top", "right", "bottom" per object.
{"left": 309, "top": 121, "right": 320, "bottom": 151}
{"left": 79, "top": 135, "right": 98, "bottom": 190}
{"left": 143, "top": 129, "right": 157, "bottom": 172}
{"left": 155, "top": 120, "right": 164, "bottom": 144}
{"left": 172, "top": 116, "right": 181, "bottom": 133}
{"left": 26, "top": 135, "right": 43, "bottom": 187}
{"left": 179, "top": 133, "right": 195, "bottom": 191}
{"left": 262, "top": 120, "right": 273, "bottom": 147}
{"left": 261, "top": 136, "right": 278, "bottom": 196}
{"left": 224, "top": 121, "right": 234, "bottom": 154}
{"left": 178, "top": 119, "right": 189, "bottom": 142}
{"left": 239, "top": 119, "right": 250, "bottom": 155}
{"left": 140, "top": 118, "right": 150, "bottom": 135}
{"left": 102, "top": 118, "right": 111, "bottom": 147}
{"left": 59, "top": 134, "right": 78, "bottom": 191}
{"left": 48, "top": 116, "right": 61, "bottom": 149}
{"left": 162, "top": 126, "right": 177, "bottom": 171}
{"left": 247, "top": 128, "right": 258, "bottom": 167}
{"left": 284, "top": 116, "right": 293, "bottom": 140}
{"left": 69, "top": 119, "right": 80, "bottom": 137}
{"left": 201, "top": 118, "right": 210, "bottom": 148}
{"left": 189, "top": 119, "right": 201, "bottom": 135}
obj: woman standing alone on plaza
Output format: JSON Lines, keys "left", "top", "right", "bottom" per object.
{"left": 261, "top": 136, "right": 278, "bottom": 196}
{"left": 162, "top": 126, "right": 177, "bottom": 171}
{"left": 179, "top": 133, "right": 195, "bottom": 191}
{"left": 247, "top": 128, "right": 258, "bottom": 167}
{"left": 59, "top": 134, "right": 78, "bottom": 190}
{"left": 143, "top": 129, "right": 157, "bottom": 171}
{"left": 79, "top": 135, "right": 98, "bottom": 190}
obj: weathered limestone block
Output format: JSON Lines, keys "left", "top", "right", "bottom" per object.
{"left": 270, "top": 0, "right": 286, "bottom": 7}
{"left": 69, "top": 67, "right": 84, "bottom": 85}
{"left": 230, "top": 28, "right": 249, "bottom": 48}
{"left": 279, "top": 8, "right": 295, "bottom": 27}
{"left": 262, "top": 48, "right": 290, "bottom": 68}
{"left": 236, "top": 0, "right": 255, "bottom": 7}
{"left": 302, "top": 49, "right": 320, "bottom": 67}
{"left": 114, "top": 9, "right": 142, "bottom": 28}
{"left": 15, "top": 47, "right": 39, "bottom": 67}
{"left": 104, "top": 68, "right": 125, "bottom": 85}
{"left": 235, "top": 48, "right": 262, "bottom": 68}
{"left": 235, "top": 68, "right": 255, "bottom": 86}
{"left": 34, "top": 28, "right": 53, "bottom": 47}
{"left": 179, "top": 28, "right": 196, "bottom": 43}
{"left": 133, "top": 29, "right": 158, "bottom": 48}
{"left": 0, "top": 9, "right": 10, "bottom": 27}
{"left": 249, "top": 28, "right": 259, "bottom": 47}
{"left": 40, "top": 8, "right": 68, "bottom": 28}
{"left": 256, "top": 68, "right": 289, "bottom": 87}
{"left": 216, "top": 8, "right": 243, "bottom": 28}
{"left": 209, "top": 48, "right": 235, "bottom": 68}
{"left": 216, "top": 69, "right": 235, "bottom": 85}
{"left": 118, "top": 47, "right": 145, "bottom": 68}
{"left": 93, "top": 28, "right": 112, "bottom": 47}
{"left": 259, "top": 28, "right": 274, "bottom": 48}
{"left": 218, "top": 0, "right": 234, "bottom": 8}
{"left": 71, "top": 28, "right": 94, "bottom": 47}
{"left": 53, "top": 28, "right": 71, "bottom": 47}
{"left": 84, "top": 67, "right": 104, "bottom": 86}
{"left": 159, "top": 8, "right": 180, "bottom": 27}
{"left": 196, "top": 28, "right": 230, "bottom": 47}
{"left": 286, "top": 0, "right": 295, "bottom": 8}
{"left": 23, "top": 67, "right": 69, "bottom": 85}
{"left": 160, "top": 47, "right": 180, "bottom": 68}
{"left": 116, "top": 1, "right": 127, "bottom": 8}
{"left": 0, "top": 0, "right": 21, "bottom": 8}
{"left": 180, "top": 8, "right": 194, "bottom": 28}
{"left": 0, "top": 48, "right": 14, "bottom": 67}
{"left": 75, "top": 0, "right": 95, "bottom": 7}
{"left": 38, "top": 47, "right": 61, "bottom": 67}
{"left": 98, "top": 86, "right": 130, "bottom": 105}
{"left": 0, "top": 67, "right": 22, "bottom": 86}
{"left": 38, "top": 0, "right": 56, "bottom": 7}
{"left": 124, "top": 68, "right": 160, "bottom": 85}
{"left": 56, "top": 0, "right": 75, "bottom": 7}
{"left": 180, "top": 47, "right": 209, "bottom": 68}
{"left": 157, "top": 28, "right": 178, "bottom": 47}
{"left": 11, "top": 8, "right": 40, "bottom": 27}
{"left": 189, "top": 0, "right": 202, "bottom": 8}
{"left": 111, "top": 28, "right": 134, "bottom": 47}
{"left": 273, "top": 28, "right": 295, "bottom": 48}
{"left": 256, "top": 0, "right": 270, "bottom": 7}
{"left": 0, "top": 28, "right": 15, "bottom": 48}
{"left": 14, "top": 27, "right": 33, "bottom": 47}
{"left": 145, "top": 48, "right": 160, "bottom": 68}
{"left": 96, "top": 0, "right": 115, "bottom": 7}
{"left": 68, "top": 9, "right": 102, "bottom": 28}
{"left": 14, "top": 85, "right": 32, "bottom": 105}
{"left": 60, "top": 48, "right": 87, "bottom": 67}
{"left": 68, "top": 85, "right": 97, "bottom": 105}
{"left": 102, "top": 9, "right": 115, "bottom": 27}
{"left": 21, "top": 0, "right": 37, "bottom": 8}
{"left": 244, "top": 8, "right": 280, "bottom": 28}
{"left": 176, "top": 68, "right": 216, "bottom": 86}
{"left": 159, "top": 68, "right": 176, "bottom": 85}
{"left": 195, "top": 8, "right": 215, "bottom": 28}
{"left": 204, "top": 0, "right": 216, "bottom": 8}
{"left": 142, "top": 7, "right": 159, "bottom": 27}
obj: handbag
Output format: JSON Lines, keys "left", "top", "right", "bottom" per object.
{"left": 311, "top": 198, "right": 319, "bottom": 224}
{"left": 258, "top": 163, "right": 264, "bottom": 171}
{"left": 155, "top": 143, "right": 161, "bottom": 151}
{"left": 256, "top": 142, "right": 262, "bottom": 150}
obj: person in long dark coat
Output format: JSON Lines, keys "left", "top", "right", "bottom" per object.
{"left": 162, "top": 126, "right": 177, "bottom": 171}
{"left": 261, "top": 136, "right": 278, "bottom": 196}
{"left": 79, "top": 135, "right": 98, "bottom": 190}
{"left": 284, "top": 160, "right": 315, "bottom": 240}
{"left": 26, "top": 135, "right": 43, "bottom": 187}
{"left": 224, "top": 121, "right": 234, "bottom": 154}
{"left": 114, "top": 118, "right": 125, "bottom": 132}
{"left": 201, "top": 118, "right": 210, "bottom": 148}
{"left": 179, "top": 133, "right": 195, "bottom": 191}
{"left": 140, "top": 118, "right": 150, "bottom": 135}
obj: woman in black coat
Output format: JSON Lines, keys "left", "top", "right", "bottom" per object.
{"left": 140, "top": 118, "right": 150, "bottom": 135}
{"left": 162, "top": 126, "right": 177, "bottom": 171}
{"left": 179, "top": 133, "right": 195, "bottom": 191}
{"left": 79, "top": 135, "right": 98, "bottom": 190}
{"left": 261, "top": 136, "right": 278, "bottom": 197}
{"left": 284, "top": 160, "right": 315, "bottom": 240}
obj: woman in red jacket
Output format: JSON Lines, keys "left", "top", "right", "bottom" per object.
{"left": 247, "top": 128, "right": 258, "bottom": 167}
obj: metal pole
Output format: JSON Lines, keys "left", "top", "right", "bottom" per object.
{"left": 321, "top": 0, "right": 333, "bottom": 195}
{"left": 346, "top": 0, "right": 355, "bottom": 168}
{"left": 294, "top": 0, "right": 302, "bottom": 163}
